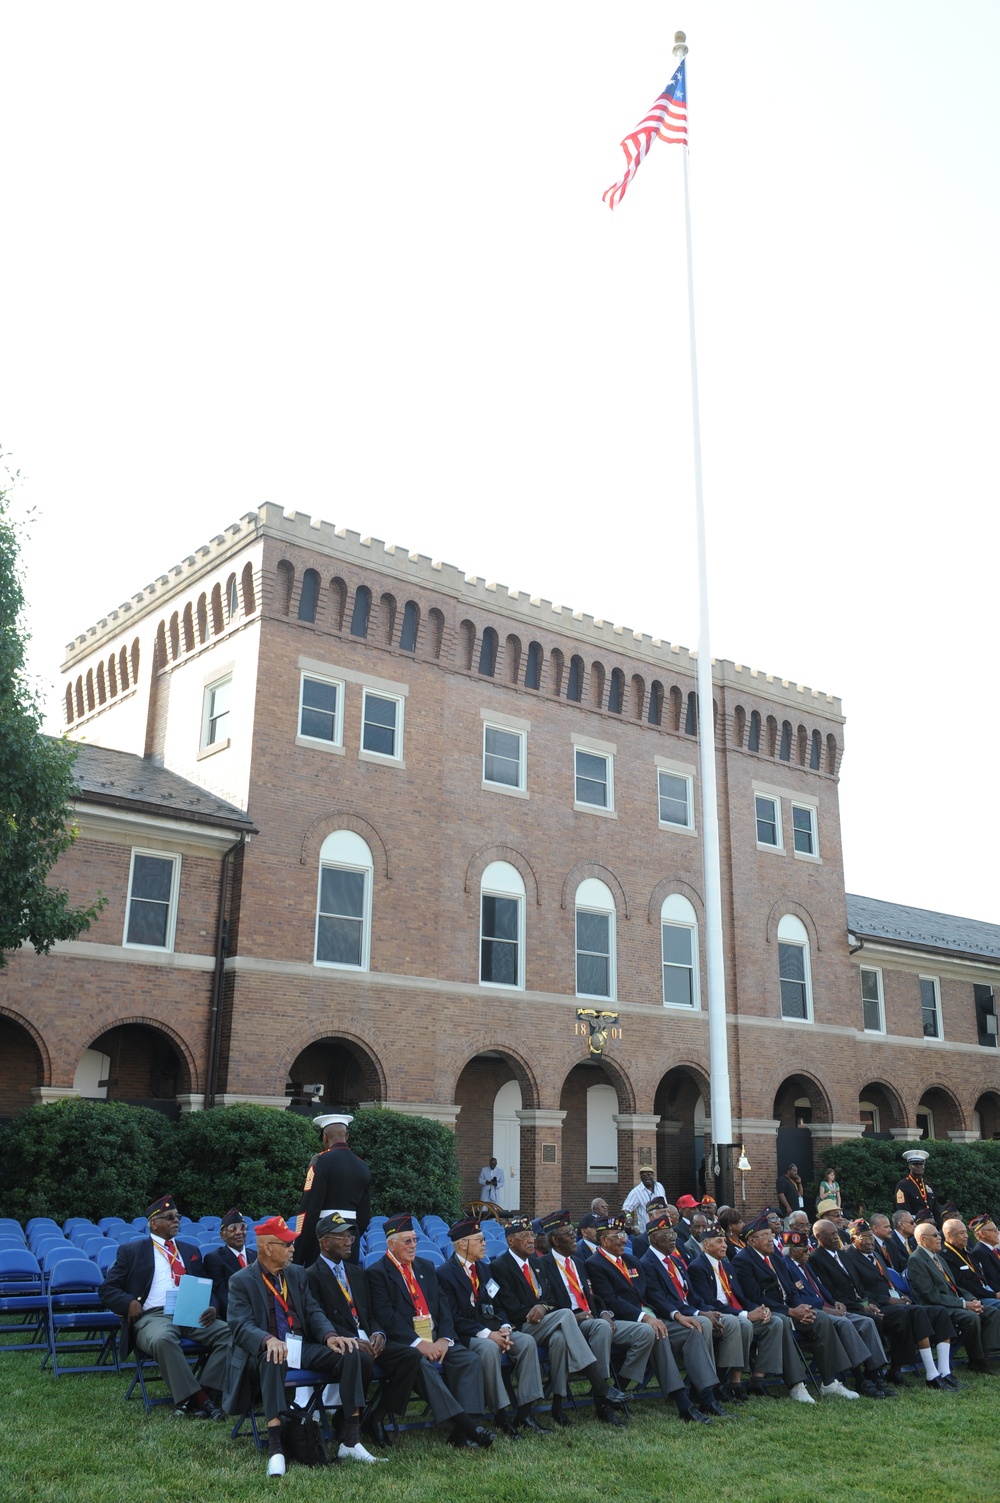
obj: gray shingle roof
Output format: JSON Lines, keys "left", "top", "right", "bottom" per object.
{"left": 847, "top": 893, "right": 1000, "bottom": 963}
{"left": 65, "top": 742, "right": 254, "bottom": 832}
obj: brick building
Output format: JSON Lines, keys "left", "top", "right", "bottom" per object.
{"left": 1, "top": 504, "right": 997, "bottom": 1213}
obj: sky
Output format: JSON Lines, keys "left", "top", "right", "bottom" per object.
{"left": 3, "top": 2, "right": 998, "bottom": 923}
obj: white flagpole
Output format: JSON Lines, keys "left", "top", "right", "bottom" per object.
{"left": 672, "top": 31, "right": 733, "bottom": 1153}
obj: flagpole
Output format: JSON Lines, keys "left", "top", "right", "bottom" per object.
{"left": 672, "top": 31, "right": 734, "bottom": 1160}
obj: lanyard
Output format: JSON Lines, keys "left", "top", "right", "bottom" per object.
{"left": 155, "top": 1239, "right": 184, "bottom": 1285}
{"left": 388, "top": 1252, "right": 430, "bottom": 1316}
{"left": 261, "top": 1271, "right": 298, "bottom": 1330}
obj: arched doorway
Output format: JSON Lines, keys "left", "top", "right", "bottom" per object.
{"left": 87, "top": 1024, "right": 191, "bottom": 1117}
{"left": 917, "top": 1087, "right": 962, "bottom": 1140}
{"left": 974, "top": 1092, "right": 1000, "bottom": 1141}
{"left": 559, "top": 1060, "right": 630, "bottom": 1217}
{"left": 654, "top": 1066, "right": 711, "bottom": 1200}
{"left": 493, "top": 1079, "right": 522, "bottom": 1210}
{"left": 0, "top": 1016, "right": 45, "bottom": 1118}
{"left": 772, "top": 1073, "right": 832, "bottom": 1187}
{"left": 454, "top": 1053, "right": 532, "bottom": 1209}
{"left": 858, "top": 1081, "right": 904, "bottom": 1138}
{"left": 285, "top": 1036, "right": 383, "bottom": 1114}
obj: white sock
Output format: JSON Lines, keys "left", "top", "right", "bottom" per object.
{"left": 936, "top": 1342, "right": 951, "bottom": 1377}
{"left": 919, "top": 1347, "right": 938, "bottom": 1379}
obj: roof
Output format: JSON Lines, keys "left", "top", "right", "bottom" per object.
{"left": 847, "top": 893, "right": 1000, "bottom": 964}
{"left": 66, "top": 742, "right": 255, "bottom": 833}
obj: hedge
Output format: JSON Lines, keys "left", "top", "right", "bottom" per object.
{"left": 155, "top": 1105, "right": 318, "bottom": 1218}
{"left": 806, "top": 1137, "right": 1000, "bottom": 1220}
{"left": 348, "top": 1106, "right": 461, "bottom": 1221}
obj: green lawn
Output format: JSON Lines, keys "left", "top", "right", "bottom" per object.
{"left": 1, "top": 1344, "right": 993, "bottom": 1503}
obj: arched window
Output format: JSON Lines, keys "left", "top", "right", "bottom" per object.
{"left": 661, "top": 893, "right": 699, "bottom": 1009}
{"left": 524, "top": 641, "right": 542, "bottom": 690}
{"left": 575, "top": 877, "right": 616, "bottom": 1000}
{"left": 276, "top": 562, "right": 294, "bottom": 617}
{"left": 734, "top": 705, "right": 746, "bottom": 747}
{"left": 226, "top": 574, "right": 240, "bottom": 622}
{"left": 120, "top": 645, "right": 131, "bottom": 690}
{"left": 479, "top": 627, "right": 498, "bottom": 677}
{"left": 748, "top": 710, "right": 761, "bottom": 752}
{"left": 400, "top": 601, "right": 420, "bottom": 652}
{"left": 589, "top": 662, "right": 605, "bottom": 709}
{"left": 480, "top": 861, "right": 524, "bottom": 989}
{"left": 428, "top": 607, "right": 445, "bottom": 660}
{"left": 630, "top": 674, "right": 645, "bottom": 719}
{"left": 459, "top": 620, "right": 476, "bottom": 671}
{"left": 378, "top": 593, "right": 397, "bottom": 646}
{"left": 196, "top": 593, "right": 209, "bottom": 642}
{"left": 766, "top": 715, "right": 778, "bottom": 757}
{"left": 74, "top": 677, "right": 84, "bottom": 718}
{"left": 779, "top": 721, "right": 792, "bottom": 761}
{"left": 797, "top": 724, "right": 808, "bottom": 766}
{"left": 181, "top": 603, "right": 193, "bottom": 653}
{"left": 129, "top": 639, "right": 140, "bottom": 685}
{"left": 567, "top": 655, "right": 584, "bottom": 702}
{"left": 330, "top": 577, "right": 347, "bottom": 631}
{"left": 777, "top": 914, "right": 812, "bottom": 1021}
{"left": 107, "top": 654, "right": 118, "bottom": 697}
{"left": 810, "top": 730, "right": 821, "bottom": 770}
{"left": 826, "top": 734, "right": 838, "bottom": 775}
{"left": 85, "top": 670, "right": 95, "bottom": 711}
{"left": 550, "top": 648, "right": 565, "bottom": 697}
{"left": 315, "top": 831, "right": 373, "bottom": 970}
{"left": 169, "top": 613, "right": 180, "bottom": 660}
{"left": 298, "top": 568, "right": 320, "bottom": 622}
{"left": 96, "top": 662, "right": 107, "bottom": 704}
{"left": 210, "top": 584, "right": 224, "bottom": 635}
{"left": 669, "top": 685, "right": 683, "bottom": 731}
{"left": 65, "top": 685, "right": 74, "bottom": 724}
{"left": 505, "top": 635, "right": 522, "bottom": 685}
{"left": 648, "top": 681, "right": 663, "bottom": 725}
{"left": 685, "top": 691, "right": 697, "bottom": 735}
{"left": 350, "top": 586, "right": 371, "bottom": 638}
{"left": 608, "top": 669, "right": 625, "bottom": 715}
{"left": 241, "top": 561, "right": 256, "bottom": 615}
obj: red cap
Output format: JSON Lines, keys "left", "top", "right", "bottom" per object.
{"left": 255, "top": 1216, "right": 298, "bottom": 1243}
{"left": 676, "top": 1194, "right": 698, "bottom": 1210}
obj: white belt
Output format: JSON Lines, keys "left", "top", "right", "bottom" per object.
{"left": 321, "top": 1207, "right": 355, "bottom": 1218}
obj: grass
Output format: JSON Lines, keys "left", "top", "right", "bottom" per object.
{"left": 0, "top": 1341, "right": 994, "bottom": 1503}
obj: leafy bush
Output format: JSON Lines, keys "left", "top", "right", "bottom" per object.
{"left": 156, "top": 1105, "right": 318, "bottom": 1218}
{"left": 348, "top": 1107, "right": 461, "bottom": 1221}
{"left": 807, "top": 1138, "right": 1000, "bottom": 1220}
{"left": 0, "top": 1098, "right": 172, "bottom": 1221}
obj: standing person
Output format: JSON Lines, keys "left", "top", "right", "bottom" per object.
{"left": 817, "top": 1167, "right": 841, "bottom": 1210}
{"left": 478, "top": 1157, "right": 505, "bottom": 1206}
{"left": 777, "top": 1164, "right": 806, "bottom": 1217}
{"left": 203, "top": 1207, "right": 257, "bottom": 1319}
{"left": 622, "top": 1167, "right": 666, "bottom": 1234}
{"left": 294, "top": 1112, "right": 372, "bottom": 1267}
{"left": 223, "top": 1216, "right": 378, "bottom": 1474}
{"left": 893, "top": 1149, "right": 939, "bottom": 1225}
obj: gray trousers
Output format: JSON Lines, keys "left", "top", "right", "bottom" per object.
{"left": 133, "top": 1309, "right": 230, "bottom": 1404}
{"left": 608, "top": 1318, "right": 656, "bottom": 1385}
{"left": 666, "top": 1319, "right": 718, "bottom": 1395}
{"left": 470, "top": 1331, "right": 544, "bottom": 1411}
{"left": 749, "top": 1312, "right": 806, "bottom": 1385}
{"left": 253, "top": 1340, "right": 368, "bottom": 1422}
{"left": 409, "top": 1344, "right": 484, "bottom": 1424}
{"left": 519, "top": 1309, "right": 600, "bottom": 1397}
{"left": 834, "top": 1311, "right": 887, "bottom": 1370}
{"left": 791, "top": 1310, "right": 852, "bottom": 1383}
{"left": 709, "top": 1312, "right": 750, "bottom": 1373}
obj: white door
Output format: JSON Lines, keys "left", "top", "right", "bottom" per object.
{"left": 493, "top": 1078, "right": 522, "bottom": 1209}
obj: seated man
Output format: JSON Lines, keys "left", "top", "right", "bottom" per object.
{"left": 306, "top": 1213, "right": 423, "bottom": 1450}
{"left": 783, "top": 1229, "right": 890, "bottom": 1397}
{"left": 203, "top": 1207, "right": 257, "bottom": 1319}
{"left": 100, "top": 1193, "right": 229, "bottom": 1420}
{"left": 493, "top": 1213, "right": 627, "bottom": 1427}
{"left": 868, "top": 1213, "right": 895, "bottom": 1268}
{"left": 969, "top": 1215, "right": 1000, "bottom": 1293}
{"left": 679, "top": 1213, "right": 709, "bottom": 1265}
{"left": 907, "top": 1220, "right": 1000, "bottom": 1375}
{"left": 687, "top": 1223, "right": 785, "bottom": 1398}
{"left": 630, "top": 1197, "right": 667, "bottom": 1260}
{"left": 886, "top": 1210, "right": 916, "bottom": 1272}
{"left": 841, "top": 1218, "right": 954, "bottom": 1390}
{"left": 941, "top": 1218, "right": 1000, "bottom": 1312}
{"left": 366, "top": 1214, "right": 494, "bottom": 1449}
{"left": 224, "top": 1216, "right": 378, "bottom": 1475}
{"left": 575, "top": 1214, "right": 600, "bottom": 1263}
{"left": 437, "top": 1216, "right": 551, "bottom": 1438}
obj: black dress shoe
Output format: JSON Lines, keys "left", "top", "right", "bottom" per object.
{"left": 497, "top": 1414, "right": 523, "bottom": 1441}
{"left": 595, "top": 1401, "right": 627, "bottom": 1426}
{"left": 939, "top": 1374, "right": 963, "bottom": 1390}
{"left": 192, "top": 1398, "right": 225, "bottom": 1421}
{"left": 520, "top": 1414, "right": 553, "bottom": 1435}
{"left": 678, "top": 1407, "right": 712, "bottom": 1424}
{"left": 699, "top": 1399, "right": 729, "bottom": 1418}
{"left": 875, "top": 1380, "right": 898, "bottom": 1398}
{"left": 600, "top": 1386, "right": 629, "bottom": 1406}
{"left": 747, "top": 1381, "right": 780, "bottom": 1399}
{"left": 887, "top": 1369, "right": 908, "bottom": 1387}
{"left": 725, "top": 1386, "right": 749, "bottom": 1402}
{"left": 473, "top": 1426, "right": 496, "bottom": 1449}
{"left": 364, "top": 1416, "right": 393, "bottom": 1448}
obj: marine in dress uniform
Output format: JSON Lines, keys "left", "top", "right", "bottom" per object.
{"left": 293, "top": 1112, "right": 372, "bottom": 1267}
{"left": 893, "top": 1149, "right": 939, "bottom": 1225}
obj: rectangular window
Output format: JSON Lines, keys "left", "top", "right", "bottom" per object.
{"left": 755, "top": 794, "right": 781, "bottom": 848}
{"left": 124, "top": 852, "right": 179, "bottom": 950}
{"left": 576, "top": 911, "right": 612, "bottom": 998}
{"left": 658, "top": 770, "right": 692, "bottom": 829}
{"left": 361, "top": 690, "right": 402, "bottom": 759}
{"left": 920, "top": 976, "right": 942, "bottom": 1039}
{"left": 299, "top": 674, "right": 342, "bottom": 744}
{"left": 481, "top": 895, "right": 521, "bottom": 987}
{"left": 316, "top": 866, "right": 367, "bottom": 968}
{"left": 792, "top": 804, "right": 817, "bottom": 856}
{"left": 202, "top": 676, "right": 232, "bottom": 748}
{"left": 662, "top": 924, "right": 695, "bottom": 1007}
{"left": 575, "top": 748, "right": 612, "bottom": 810}
{"left": 483, "top": 724, "right": 525, "bottom": 790}
{"left": 860, "top": 966, "right": 884, "bottom": 1033}
{"left": 779, "top": 942, "right": 809, "bottom": 1019}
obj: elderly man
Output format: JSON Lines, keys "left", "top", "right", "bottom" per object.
{"left": 941, "top": 1218, "right": 1000, "bottom": 1314}
{"left": 203, "top": 1207, "right": 257, "bottom": 1319}
{"left": 623, "top": 1168, "right": 666, "bottom": 1234}
{"left": 841, "top": 1218, "right": 954, "bottom": 1390}
{"left": 869, "top": 1213, "right": 895, "bottom": 1267}
{"left": 969, "top": 1215, "right": 1000, "bottom": 1292}
{"left": 224, "top": 1216, "right": 377, "bottom": 1475}
{"left": 585, "top": 1214, "right": 717, "bottom": 1423}
{"left": 783, "top": 1227, "right": 890, "bottom": 1398}
{"left": 437, "top": 1217, "right": 551, "bottom": 1438}
{"left": 294, "top": 1113, "right": 372, "bottom": 1267}
{"left": 894, "top": 1148, "right": 939, "bottom": 1224}
{"left": 687, "top": 1223, "right": 786, "bottom": 1399}
{"left": 366, "top": 1214, "right": 494, "bottom": 1449}
{"left": 306, "top": 1213, "right": 423, "bottom": 1450}
{"left": 907, "top": 1219, "right": 1000, "bottom": 1376}
{"left": 493, "top": 1213, "right": 628, "bottom": 1427}
{"left": 100, "top": 1194, "right": 229, "bottom": 1420}
{"left": 886, "top": 1210, "right": 917, "bottom": 1271}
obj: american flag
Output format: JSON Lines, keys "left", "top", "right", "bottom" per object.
{"left": 603, "top": 59, "right": 687, "bottom": 210}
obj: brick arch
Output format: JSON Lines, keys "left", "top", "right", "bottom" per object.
{"left": 915, "top": 1080, "right": 967, "bottom": 1134}
{"left": 647, "top": 877, "right": 704, "bottom": 925}
{"left": 653, "top": 1059, "right": 711, "bottom": 1111}
{"left": 273, "top": 1028, "right": 388, "bottom": 1104}
{"left": 858, "top": 1075, "right": 910, "bottom": 1129}
{"left": 299, "top": 810, "right": 390, "bottom": 879}
{"left": 764, "top": 898, "right": 823, "bottom": 952}
{"left": 85, "top": 1015, "right": 200, "bottom": 1095}
{"left": 559, "top": 1053, "right": 637, "bottom": 1115}
{"left": 561, "top": 862, "right": 629, "bottom": 920}
{"left": 759, "top": 1064, "right": 834, "bottom": 1125}
{"left": 0, "top": 1006, "right": 52, "bottom": 1086}
{"left": 449, "top": 1043, "right": 541, "bottom": 1112}
{"left": 465, "top": 844, "right": 540, "bottom": 906}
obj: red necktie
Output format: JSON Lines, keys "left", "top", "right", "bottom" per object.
{"left": 237, "top": 1251, "right": 246, "bottom": 1268}
{"left": 522, "top": 1260, "right": 541, "bottom": 1296}
{"left": 562, "top": 1258, "right": 591, "bottom": 1313}
{"left": 163, "top": 1240, "right": 184, "bottom": 1285}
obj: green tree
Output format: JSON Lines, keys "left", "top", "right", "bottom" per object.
{"left": 0, "top": 454, "right": 103, "bottom": 965}
{"left": 156, "top": 1105, "right": 319, "bottom": 1217}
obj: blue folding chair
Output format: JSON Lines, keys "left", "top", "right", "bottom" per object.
{"left": 98, "top": 1217, "right": 127, "bottom": 1234}
{"left": 42, "top": 1258, "right": 120, "bottom": 1377}
{"left": 96, "top": 1243, "right": 120, "bottom": 1274}
{"left": 0, "top": 1248, "right": 47, "bottom": 1350}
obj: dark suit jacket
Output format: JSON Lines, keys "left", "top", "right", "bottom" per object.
{"left": 100, "top": 1237, "right": 209, "bottom": 1356}
{"left": 779, "top": 1256, "right": 834, "bottom": 1310}
{"left": 305, "top": 1255, "right": 384, "bottom": 1340}
{"left": 971, "top": 1242, "right": 1000, "bottom": 1293}
{"left": 732, "top": 1247, "right": 792, "bottom": 1313}
{"left": 203, "top": 1245, "right": 258, "bottom": 1318}
{"left": 639, "top": 1248, "right": 701, "bottom": 1319}
{"left": 842, "top": 1246, "right": 904, "bottom": 1309}
{"left": 491, "top": 1248, "right": 554, "bottom": 1326}
{"left": 686, "top": 1251, "right": 752, "bottom": 1314}
{"left": 941, "top": 1244, "right": 993, "bottom": 1301}
{"left": 437, "top": 1255, "right": 516, "bottom": 1342}
{"left": 807, "top": 1246, "right": 868, "bottom": 1312}
{"left": 366, "top": 1255, "right": 457, "bottom": 1347}
{"left": 585, "top": 1250, "right": 647, "bottom": 1321}
{"left": 885, "top": 1231, "right": 914, "bottom": 1271}
{"left": 222, "top": 1259, "right": 335, "bottom": 1414}
{"left": 535, "top": 1250, "right": 603, "bottom": 1317}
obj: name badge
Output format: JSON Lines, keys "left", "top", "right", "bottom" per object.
{"left": 413, "top": 1315, "right": 434, "bottom": 1341}
{"left": 285, "top": 1334, "right": 303, "bottom": 1368}
{"left": 163, "top": 1284, "right": 178, "bottom": 1315}
{"left": 486, "top": 1278, "right": 500, "bottom": 1299}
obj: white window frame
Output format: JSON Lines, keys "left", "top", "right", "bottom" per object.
{"left": 360, "top": 687, "right": 404, "bottom": 763}
{"left": 482, "top": 720, "right": 527, "bottom": 795}
{"left": 777, "top": 913, "right": 813, "bottom": 1022}
{"left": 575, "top": 878, "right": 616, "bottom": 1001}
{"left": 573, "top": 743, "right": 615, "bottom": 816}
{"left": 297, "top": 671, "right": 344, "bottom": 750}
{"left": 201, "top": 674, "right": 232, "bottom": 752}
{"left": 755, "top": 793, "right": 782, "bottom": 850}
{"left": 859, "top": 1100, "right": 881, "bottom": 1134}
{"left": 657, "top": 766, "right": 694, "bottom": 831}
{"left": 314, "top": 832, "right": 373, "bottom": 971}
{"left": 919, "top": 974, "right": 943, "bottom": 1040}
{"left": 791, "top": 802, "right": 819, "bottom": 860}
{"left": 123, "top": 849, "right": 181, "bottom": 952}
{"left": 661, "top": 893, "right": 700, "bottom": 1010}
{"left": 479, "top": 861, "right": 525, "bottom": 990}
{"left": 860, "top": 965, "right": 885, "bottom": 1034}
